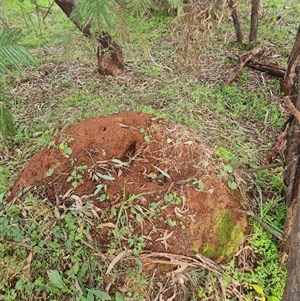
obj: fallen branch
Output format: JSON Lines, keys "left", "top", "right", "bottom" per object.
{"left": 225, "top": 45, "right": 263, "bottom": 85}
{"left": 246, "top": 60, "right": 285, "bottom": 78}
{"left": 247, "top": 162, "right": 282, "bottom": 173}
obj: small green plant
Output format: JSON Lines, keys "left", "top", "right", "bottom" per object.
{"left": 164, "top": 192, "right": 181, "bottom": 205}
{"left": 192, "top": 178, "right": 205, "bottom": 191}
{"left": 59, "top": 137, "right": 74, "bottom": 158}
{"left": 150, "top": 202, "right": 160, "bottom": 213}
{"left": 139, "top": 128, "right": 150, "bottom": 142}
{"left": 67, "top": 164, "right": 88, "bottom": 188}
{"left": 227, "top": 180, "right": 237, "bottom": 190}
{"left": 147, "top": 172, "right": 157, "bottom": 180}
{"left": 252, "top": 284, "right": 273, "bottom": 301}
{"left": 167, "top": 218, "right": 176, "bottom": 227}
{"left": 128, "top": 235, "right": 145, "bottom": 255}
{"left": 94, "top": 184, "right": 110, "bottom": 202}
{"left": 215, "top": 147, "right": 238, "bottom": 167}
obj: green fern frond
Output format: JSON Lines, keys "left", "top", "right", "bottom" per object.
{"left": 0, "top": 29, "right": 37, "bottom": 76}
{"left": 0, "top": 103, "right": 15, "bottom": 138}
{"left": 0, "top": 29, "right": 37, "bottom": 141}
{"left": 127, "top": 0, "right": 153, "bottom": 16}
{"left": 164, "top": 0, "right": 184, "bottom": 14}
{"left": 72, "top": 0, "right": 118, "bottom": 33}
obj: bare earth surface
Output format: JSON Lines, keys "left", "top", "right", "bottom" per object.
{"left": 10, "top": 111, "right": 247, "bottom": 262}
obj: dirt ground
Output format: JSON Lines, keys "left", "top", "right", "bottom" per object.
{"left": 9, "top": 111, "right": 247, "bottom": 262}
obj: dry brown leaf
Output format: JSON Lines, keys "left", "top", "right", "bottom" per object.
{"left": 106, "top": 250, "right": 131, "bottom": 275}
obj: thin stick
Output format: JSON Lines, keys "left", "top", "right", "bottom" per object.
{"left": 247, "top": 162, "right": 282, "bottom": 173}
{"left": 148, "top": 51, "right": 173, "bottom": 72}
{"left": 235, "top": 209, "right": 283, "bottom": 241}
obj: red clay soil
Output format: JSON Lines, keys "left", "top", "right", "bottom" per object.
{"left": 9, "top": 111, "right": 247, "bottom": 261}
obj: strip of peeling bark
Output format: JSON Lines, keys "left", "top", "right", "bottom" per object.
{"left": 54, "top": 0, "right": 124, "bottom": 76}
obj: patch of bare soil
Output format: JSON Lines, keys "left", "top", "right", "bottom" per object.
{"left": 9, "top": 111, "right": 247, "bottom": 262}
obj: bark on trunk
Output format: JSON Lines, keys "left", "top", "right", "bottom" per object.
{"left": 281, "top": 24, "right": 300, "bottom": 301}
{"left": 54, "top": 0, "right": 124, "bottom": 76}
{"left": 249, "top": 0, "right": 260, "bottom": 43}
{"left": 228, "top": 0, "right": 243, "bottom": 43}
{"left": 282, "top": 25, "right": 300, "bottom": 95}
{"left": 281, "top": 67, "right": 300, "bottom": 301}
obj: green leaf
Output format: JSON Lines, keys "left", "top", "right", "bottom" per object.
{"left": 268, "top": 297, "right": 280, "bottom": 301}
{"left": 65, "top": 147, "right": 73, "bottom": 155}
{"left": 111, "top": 158, "right": 125, "bottom": 165}
{"left": 135, "top": 213, "right": 143, "bottom": 223}
{"left": 95, "top": 172, "right": 115, "bottom": 181}
{"left": 72, "top": 181, "right": 79, "bottom": 188}
{"left": 193, "top": 179, "right": 205, "bottom": 191}
{"left": 228, "top": 180, "right": 237, "bottom": 190}
{"left": 164, "top": 193, "right": 173, "bottom": 202}
{"left": 224, "top": 164, "right": 233, "bottom": 173}
{"left": 15, "top": 280, "right": 23, "bottom": 290}
{"left": 88, "top": 289, "right": 111, "bottom": 300}
{"left": 87, "top": 290, "right": 94, "bottom": 301}
{"left": 47, "top": 270, "right": 66, "bottom": 290}
{"left": 48, "top": 241, "right": 60, "bottom": 249}
{"left": 94, "top": 184, "right": 104, "bottom": 195}
{"left": 67, "top": 176, "right": 73, "bottom": 183}
{"left": 79, "top": 260, "right": 90, "bottom": 278}
{"left": 252, "top": 284, "right": 264, "bottom": 295}
{"left": 99, "top": 194, "right": 107, "bottom": 202}
{"left": 153, "top": 165, "right": 171, "bottom": 179}
{"left": 0, "top": 103, "right": 15, "bottom": 138}
{"left": 46, "top": 168, "right": 54, "bottom": 177}
{"left": 0, "top": 29, "right": 37, "bottom": 76}
{"left": 168, "top": 218, "right": 176, "bottom": 226}
{"left": 0, "top": 192, "right": 5, "bottom": 204}
{"left": 115, "top": 292, "right": 125, "bottom": 301}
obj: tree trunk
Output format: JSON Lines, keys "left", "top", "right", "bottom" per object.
{"left": 54, "top": 0, "right": 124, "bottom": 76}
{"left": 281, "top": 24, "right": 300, "bottom": 301}
{"left": 228, "top": 0, "right": 243, "bottom": 43}
{"left": 281, "top": 69, "right": 300, "bottom": 301}
{"left": 282, "top": 25, "right": 300, "bottom": 95}
{"left": 249, "top": 0, "right": 260, "bottom": 43}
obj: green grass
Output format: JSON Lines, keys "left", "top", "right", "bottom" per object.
{"left": 0, "top": 0, "right": 294, "bottom": 299}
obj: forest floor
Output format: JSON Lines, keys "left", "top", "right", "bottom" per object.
{"left": 1, "top": 1, "right": 300, "bottom": 300}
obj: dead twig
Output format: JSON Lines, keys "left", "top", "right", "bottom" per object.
{"left": 235, "top": 209, "right": 283, "bottom": 241}
{"left": 247, "top": 162, "right": 282, "bottom": 173}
